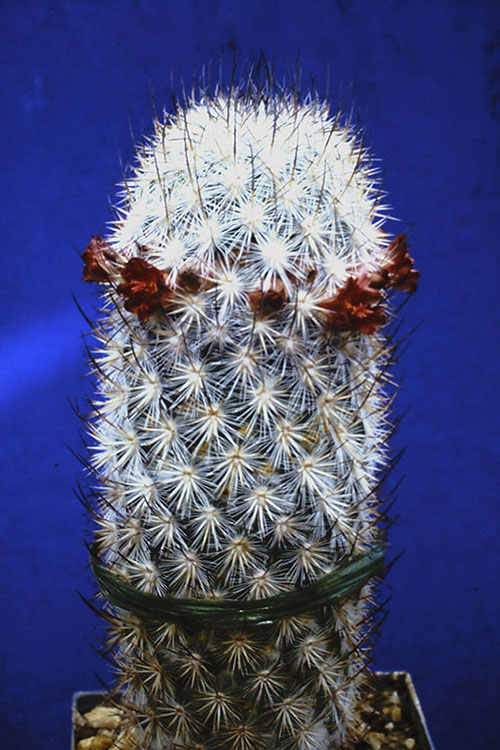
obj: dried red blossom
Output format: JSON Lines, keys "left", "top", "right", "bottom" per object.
{"left": 248, "top": 278, "right": 288, "bottom": 316}
{"left": 319, "top": 274, "right": 387, "bottom": 335}
{"left": 361, "top": 270, "right": 387, "bottom": 291}
{"left": 82, "top": 236, "right": 120, "bottom": 283}
{"left": 176, "top": 270, "right": 203, "bottom": 294}
{"left": 117, "top": 258, "right": 173, "bottom": 321}
{"left": 383, "top": 234, "right": 419, "bottom": 293}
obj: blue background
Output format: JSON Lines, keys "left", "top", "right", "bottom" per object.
{"left": 1, "top": 1, "right": 499, "bottom": 748}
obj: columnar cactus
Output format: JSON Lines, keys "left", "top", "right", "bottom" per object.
{"left": 82, "top": 80, "right": 418, "bottom": 750}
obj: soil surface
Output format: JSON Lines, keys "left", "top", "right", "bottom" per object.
{"left": 355, "top": 673, "right": 423, "bottom": 749}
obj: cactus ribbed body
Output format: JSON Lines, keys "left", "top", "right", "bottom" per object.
{"left": 85, "top": 89, "right": 410, "bottom": 749}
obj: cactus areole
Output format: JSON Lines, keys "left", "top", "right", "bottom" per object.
{"left": 81, "top": 82, "right": 418, "bottom": 749}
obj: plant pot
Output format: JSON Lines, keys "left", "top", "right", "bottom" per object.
{"left": 72, "top": 670, "right": 435, "bottom": 750}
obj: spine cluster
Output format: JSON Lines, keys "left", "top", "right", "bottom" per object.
{"left": 82, "top": 86, "right": 418, "bottom": 750}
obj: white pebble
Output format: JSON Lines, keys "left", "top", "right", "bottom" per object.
{"left": 83, "top": 705, "right": 122, "bottom": 730}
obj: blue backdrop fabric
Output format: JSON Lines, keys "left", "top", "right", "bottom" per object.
{"left": 1, "top": 2, "right": 499, "bottom": 748}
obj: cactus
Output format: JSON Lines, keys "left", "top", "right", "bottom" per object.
{"left": 81, "top": 78, "right": 418, "bottom": 750}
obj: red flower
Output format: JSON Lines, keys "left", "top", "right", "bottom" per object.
{"left": 319, "top": 274, "right": 387, "bottom": 335}
{"left": 117, "top": 258, "right": 173, "bottom": 321}
{"left": 383, "top": 234, "right": 419, "bottom": 293}
{"left": 82, "top": 236, "right": 119, "bottom": 283}
{"left": 248, "top": 278, "right": 288, "bottom": 316}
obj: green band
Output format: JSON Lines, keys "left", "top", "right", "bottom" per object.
{"left": 90, "top": 542, "right": 385, "bottom": 629}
